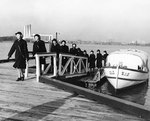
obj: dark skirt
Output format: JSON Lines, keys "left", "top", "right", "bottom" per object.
{"left": 13, "top": 56, "right": 26, "bottom": 69}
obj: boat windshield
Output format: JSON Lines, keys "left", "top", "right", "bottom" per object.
{"left": 106, "top": 53, "right": 144, "bottom": 70}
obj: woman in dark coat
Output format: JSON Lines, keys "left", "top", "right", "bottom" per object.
{"left": 103, "top": 50, "right": 109, "bottom": 66}
{"left": 33, "top": 34, "right": 47, "bottom": 72}
{"left": 96, "top": 49, "right": 103, "bottom": 69}
{"left": 50, "top": 39, "right": 60, "bottom": 55}
{"left": 83, "top": 50, "right": 89, "bottom": 68}
{"left": 60, "top": 40, "right": 69, "bottom": 54}
{"left": 8, "top": 32, "right": 29, "bottom": 81}
{"left": 60, "top": 40, "right": 69, "bottom": 66}
{"left": 89, "top": 50, "right": 95, "bottom": 72}
{"left": 69, "top": 43, "right": 78, "bottom": 56}
{"left": 33, "top": 34, "right": 47, "bottom": 56}
{"left": 50, "top": 39, "right": 60, "bottom": 68}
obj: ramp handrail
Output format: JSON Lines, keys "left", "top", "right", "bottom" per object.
{"left": 58, "top": 53, "right": 88, "bottom": 76}
{"left": 35, "top": 53, "right": 57, "bottom": 82}
{"left": 34, "top": 52, "right": 89, "bottom": 82}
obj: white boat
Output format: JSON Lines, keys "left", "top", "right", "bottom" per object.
{"left": 104, "top": 49, "right": 149, "bottom": 90}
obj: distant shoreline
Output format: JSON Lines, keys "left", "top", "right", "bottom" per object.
{"left": 0, "top": 36, "right": 150, "bottom": 46}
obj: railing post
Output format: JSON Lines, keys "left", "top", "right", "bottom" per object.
{"left": 58, "top": 54, "right": 62, "bottom": 75}
{"left": 70, "top": 58, "right": 73, "bottom": 74}
{"left": 25, "top": 60, "right": 29, "bottom": 79}
{"left": 79, "top": 59, "right": 81, "bottom": 73}
{"left": 35, "top": 54, "right": 40, "bottom": 82}
{"left": 86, "top": 58, "right": 88, "bottom": 72}
{"left": 53, "top": 55, "right": 57, "bottom": 76}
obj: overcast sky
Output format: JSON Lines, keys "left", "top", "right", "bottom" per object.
{"left": 0, "top": 0, "right": 150, "bottom": 42}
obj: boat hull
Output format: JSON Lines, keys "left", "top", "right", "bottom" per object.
{"left": 104, "top": 67, "right": 149, "bottom": 89}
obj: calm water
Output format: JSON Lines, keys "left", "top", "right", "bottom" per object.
{"left": 2, "top": 41, "right": 150, "bottom": 109}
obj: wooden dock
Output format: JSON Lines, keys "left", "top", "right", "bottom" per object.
{"left": 0, "top": 62, "right": 145, "bottom": 121}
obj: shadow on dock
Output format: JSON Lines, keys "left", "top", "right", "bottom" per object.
{"left": 2, "top": 94, "right": 77, "bottom": 121}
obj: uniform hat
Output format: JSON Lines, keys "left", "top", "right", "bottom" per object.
{"left": 15, "top": 32, "right": 22, "bottom": 35}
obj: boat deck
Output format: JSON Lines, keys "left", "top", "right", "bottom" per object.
{"left": 0, "top": 62, "right": 144, "bottom": 121}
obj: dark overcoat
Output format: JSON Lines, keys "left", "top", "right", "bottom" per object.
{"left": 33, "top": 40, "right": 47, "bottom": 64}
{"left": 50, "top": 43, "right": 60, "bottom": 66}
{"left": 33, "top": 40, "right": 46, "bottom": 55}
{"left": 89, "top": 54, "right": 95, "bottom": 68}
{"left": 50, "top": 43, "right": 60, "bottom": 54}
{"left": 60, "top": 45, "right": 69, "bottom": 54}
{"left": 8, "top": 39, "right": 29, "bottom": 69}
{"left": 103, "top": 53, "right": 109, "bottom": 66}
{"left": 96, "top": 53, "right": 103, "bottom": 68}
{"left": 60, "top": 45, "right": 69, "bottom": 65}
{"left": 70, "top": 48, "right": 78, "bottom": 56}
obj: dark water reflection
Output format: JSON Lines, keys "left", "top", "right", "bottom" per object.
{"left": 62, "top": 75, "right": 149, "bottom": 107}
{"left": 98, "top": 79, "right": 149, "bottom": 105}
{"left": 78, "top": 76, "right": 149, "bottom": 107}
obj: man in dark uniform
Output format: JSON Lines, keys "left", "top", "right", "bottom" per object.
{"left": 8, "top": 32, "right": 29, "bottom": 81}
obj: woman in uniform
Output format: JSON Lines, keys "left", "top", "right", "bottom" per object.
{"left": 8, "top": 32, "right": 29, "bottom": 81}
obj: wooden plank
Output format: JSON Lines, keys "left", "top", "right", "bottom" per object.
{"left": 0, "top": 62, "right": 144, "bottom": 121}
{"left": 40, "top": 76, "right": 150, "bottom": 120}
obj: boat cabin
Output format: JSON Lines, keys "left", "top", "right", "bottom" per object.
{"left": 105, "top": 49, "right": 149, "bottom": 72}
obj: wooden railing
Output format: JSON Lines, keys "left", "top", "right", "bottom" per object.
{"left": 35, "top": 53, "right": 57, "bottom": 82}
{"left": 34, "top": 53, "right": 88, "bottom": 82}
{"left": 0, "top": 52, "right": 89, "bottom": 82}
{"left": 58, "top": 53, "right": 88, "bottom": 78}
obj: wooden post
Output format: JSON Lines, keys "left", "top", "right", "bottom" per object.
{"left": 49, "top": 41, "right": 51, "bottom": 52}
{"left": 25, "top": 60, "right": 29, "bottom": 79}
{"left": 35, "top": 54, "right": 40, "bottom": 82}
{"left": 53, "top": 55, "right": 57, "bottom": 76}
{"left": 86, "top": 58, "right": 88, "bottom": 72}
{"left": 58, "top": 54, "right": 62, "bottom": 75}
{"left": 79, "top": 59, "right": 81, "bottom": 73}
{"left": 70, "top": 58, "right": 73, "bottom": 74}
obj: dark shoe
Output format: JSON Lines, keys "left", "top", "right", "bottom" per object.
{"left": 21, "top": 76, "right": 24, "bottom": 81}
{"left": 16, "top": 78, "right": 21, "bottom": 81}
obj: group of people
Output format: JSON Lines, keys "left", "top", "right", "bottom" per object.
{"left": 50, "top": 38, "right": 109, "bottom": 72}
{"left": 7, "top": 32, "right": 108, "bottom": 81}
{"left": 88, "top": 50, "right": 108, "bottom": 72}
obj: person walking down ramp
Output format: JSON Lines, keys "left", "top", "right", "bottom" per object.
{"left": 33, "top": 34, "right": 47, "bottom": 72}
{"left": 8, "top": 32, "right": 29, "bottom": 81}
